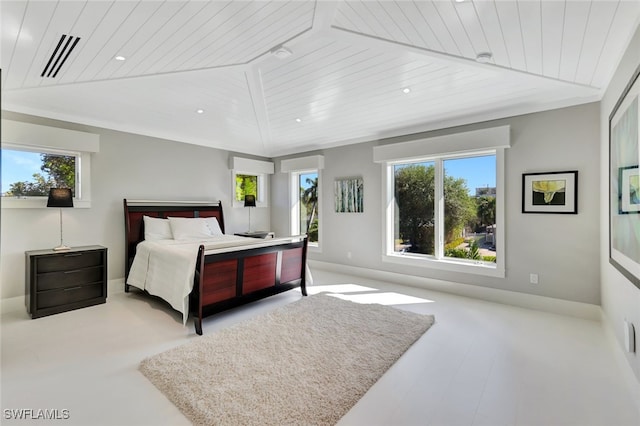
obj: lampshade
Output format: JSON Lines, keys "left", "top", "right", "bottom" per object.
{"left": 244, "top": 194, "right": 256, "bottom": 207}
{"left": 47, "top": 188, "right": 74, "bottom": 208}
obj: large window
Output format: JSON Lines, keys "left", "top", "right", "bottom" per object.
{"left": 376, "top": 126, "right": 509, "bottom": 277}
{"left": 2, "top": 148, "right": 77, "bottom": 197}
{"left": 388, "top": 152, "right": 500, "bottom": 275}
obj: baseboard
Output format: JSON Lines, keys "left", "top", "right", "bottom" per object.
{"left": 0, "top": 295, "right": 25, "bottom": 315}
{"left": 108, "top": 278, "right": 125, "bottom": 297}
{"left": 309, "top": 260, "right": 602, "bottom": 321}
{"left": 601, "top": 311, "right": 640, "bottom": 414}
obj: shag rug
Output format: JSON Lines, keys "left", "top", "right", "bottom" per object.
{"left": 139, "top": 293, "right": 435, "bottom": 426}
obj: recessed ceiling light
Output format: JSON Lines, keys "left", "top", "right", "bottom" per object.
{"left": 402, "top": 87, "right": 411, "bottom": 94}
{"left": 454, "top": 0, "right": 466, "bottom": 3}
{"left": 114, "top": 55, "right": 126, "bottom": 61}
{"left": 196, "top": 109, "right": 204, "bottom": 114}
{"left": 295, "top": 118, "right": 302, "bottom": 123}
{"left": 476, "top": 52, "right": 493, "bottom": 63}
{"left": 272, "top": 46, "right": 292, "bottom": 59}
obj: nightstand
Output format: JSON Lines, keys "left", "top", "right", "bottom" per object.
{"left": 234, "top": 231, "right": 274, "bottom": 239}
{"left": 25, "top": 245, "right": 107, "bottom": 319}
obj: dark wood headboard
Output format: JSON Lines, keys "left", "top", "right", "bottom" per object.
{"left": 123, "top": 199, "right": 225, "bottom": 279}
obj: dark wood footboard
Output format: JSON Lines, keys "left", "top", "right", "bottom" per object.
{"left": 191, "top": 237, "right": 308, "bottom": 335}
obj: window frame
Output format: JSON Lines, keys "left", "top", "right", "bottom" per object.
{"left": 229, "top": 157, "right": 274, "bottom": 209}
{"left": 373, "top": 126, "right": 511, "bottom": 278}
{"left": 231, "top": 170, "right": 268, "bottom": 208}
{"left": 1, "top": 119, "right": 98, "bottom": 209}
{"left": 1, "top": 143, "right": 92, "bottom": 209}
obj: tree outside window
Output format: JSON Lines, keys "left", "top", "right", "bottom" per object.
{"left": 393, "top": 154, "right": 497, "bottom": 263}
{"left": 2, "top": 149, "right": 76, "bottom": 197}
{"left": 235, "top": 174, "right": 258, "bottom": 202}
{"left": 299, "top": 173, "right": 318, "bottom": 243}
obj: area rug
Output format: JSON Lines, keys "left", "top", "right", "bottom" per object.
{"left": 139, "top": 293, "right": 435, "bottom": 426}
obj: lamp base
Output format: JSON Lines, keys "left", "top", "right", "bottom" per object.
{"left": 53, "top": 244, "right": 71, "bottom": 251}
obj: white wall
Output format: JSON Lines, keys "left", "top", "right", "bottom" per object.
{"left": 273, "top": 102, "right": 602, "bottom": 305}
{"left": 0, "top": 112, "right": 271, "bottom": 300}
{"left": 600, "top": 24, "right": 640, "bottom": 383}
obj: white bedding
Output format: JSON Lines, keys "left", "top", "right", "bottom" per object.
{"left": 126, "top": 235, "right": 310, "bottom": 324}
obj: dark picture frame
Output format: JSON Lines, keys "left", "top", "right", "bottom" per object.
{"left": 609, "top": 63, "right": 640, "bottom": 289}
{"left": 522, "top": 171, "right": 578, "bottom": 214}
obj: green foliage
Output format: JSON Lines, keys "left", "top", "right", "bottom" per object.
{"left": 482, "top": 256, "right": 497, "bottom": 263}
{"left": 476, "top": 195, "right": 496, "bottom": 227}
{"left": 6, "top": 154, "right": 75, "bottom": 197}
{"left": 467, "top": 239, "right": 481, "bottom": 260}
{"left": 444, "top": 248, "right": 468, "bottom": 259}
{"left": 444, "top": 240, "right": 485, "bottom": 261}
{"left": 235, "top": 174, "right": 257, "bottom": 202}
{"left": 300, "top": 175, "right": 318, "bottom": 242}
{"left": 395, "top": 164, "right": 474, "bottom": 254}
{"left": 445, "top": 237, "right": 465, "bottom": 251}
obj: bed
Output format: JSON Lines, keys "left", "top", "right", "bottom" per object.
{"left": 123, "top": 199, "right": 308, "bottom": 335}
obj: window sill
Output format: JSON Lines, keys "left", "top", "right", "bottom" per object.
{"left": 383, "top": 253, "right": 504, "bottom": 278}
{"left": 1, "top": 198, "right": 91, "bottom": 209}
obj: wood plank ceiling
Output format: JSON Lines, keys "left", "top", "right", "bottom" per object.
{"left": 2, "top": 0, "right": 639, "bottom": 157}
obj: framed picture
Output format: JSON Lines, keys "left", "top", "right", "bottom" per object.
{"left": 334, "top": 177, "right": 363, "bottom": 213}
{"left": 618, "top": 165, "right": 640, "bottom": 214}
{"left": 609, "top": 63, "right": 640, "bottom": 288}
{"left": 522, "top": 171, "right": 578, "bottom": 214}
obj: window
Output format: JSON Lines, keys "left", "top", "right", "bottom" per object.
{"left": 230, "top": 157, "right": 274, "bottom": 207}
{"left": 393, "top": 154, "right": 497, "bottom": 265}
{"left": 294, "top": 171, "right": 319, "bottom": 244}
{"left": 281, "top": 155, "right": 324, "bottom": 249}
{"left": 1, "top": 119, "right": 99, "bottom": 209}
{"left": 375, "top": 126, "right": 509, "bottom": 277}
{"left": 2, "top": 148, "right": 78, "bottom": 197}
{"left": 235, "top": 173, "right": 259, "bottom": 202}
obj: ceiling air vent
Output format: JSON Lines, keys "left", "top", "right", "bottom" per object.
{"left": 41, "top": 34, "right": 81, "bottom": 78}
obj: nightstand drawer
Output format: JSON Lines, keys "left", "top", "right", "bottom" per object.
{"left": 37, "top": 283, "right": 104, "bottom": 310}
{"left": 36, "top": 251, "right": 104, "bottom": 273}
{"left": 37, "top": 266, "right": 104, "bottom": 291}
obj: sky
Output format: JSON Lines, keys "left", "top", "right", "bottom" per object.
{"left": 444, "top": 155, "right": 496, "bottom": 194}
{"left": 395, "top": 155, "right": 496, "bottom": 195}
{"left": 1, "top": 149, "right": 43, "bottom": 193}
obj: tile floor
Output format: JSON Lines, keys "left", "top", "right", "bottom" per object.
{"left": 1, "top": 267, "right": 639, "bottom": 426}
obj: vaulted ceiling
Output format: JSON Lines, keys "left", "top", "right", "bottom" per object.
{"left": 2, "top": 1, "right": 639, "bottom": 157}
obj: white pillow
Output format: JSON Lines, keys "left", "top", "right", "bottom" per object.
{"left": 143, "top": 216, "right": 173, "bottom": 241}
{"left": 204, "top": 217, "right": 223, "bottom": 236}
{"left": 168, "top": 217, "right": 212, "bottom": 241}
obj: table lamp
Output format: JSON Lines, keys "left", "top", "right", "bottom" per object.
{"left": 244, "top": 194, "right": 256, "bottom": 232}
{"left": 47, "top": 188, "right": 73, "bottom": 250}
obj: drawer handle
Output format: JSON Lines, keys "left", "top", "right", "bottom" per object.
{"left": 64, "top": 286, "right": 82, "bottom": 291}
{"left": 64, "top": 253, "right": 83, "bottom": 257}
{"left": 64, "top": 269, "right": 83, "bottom": 274}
